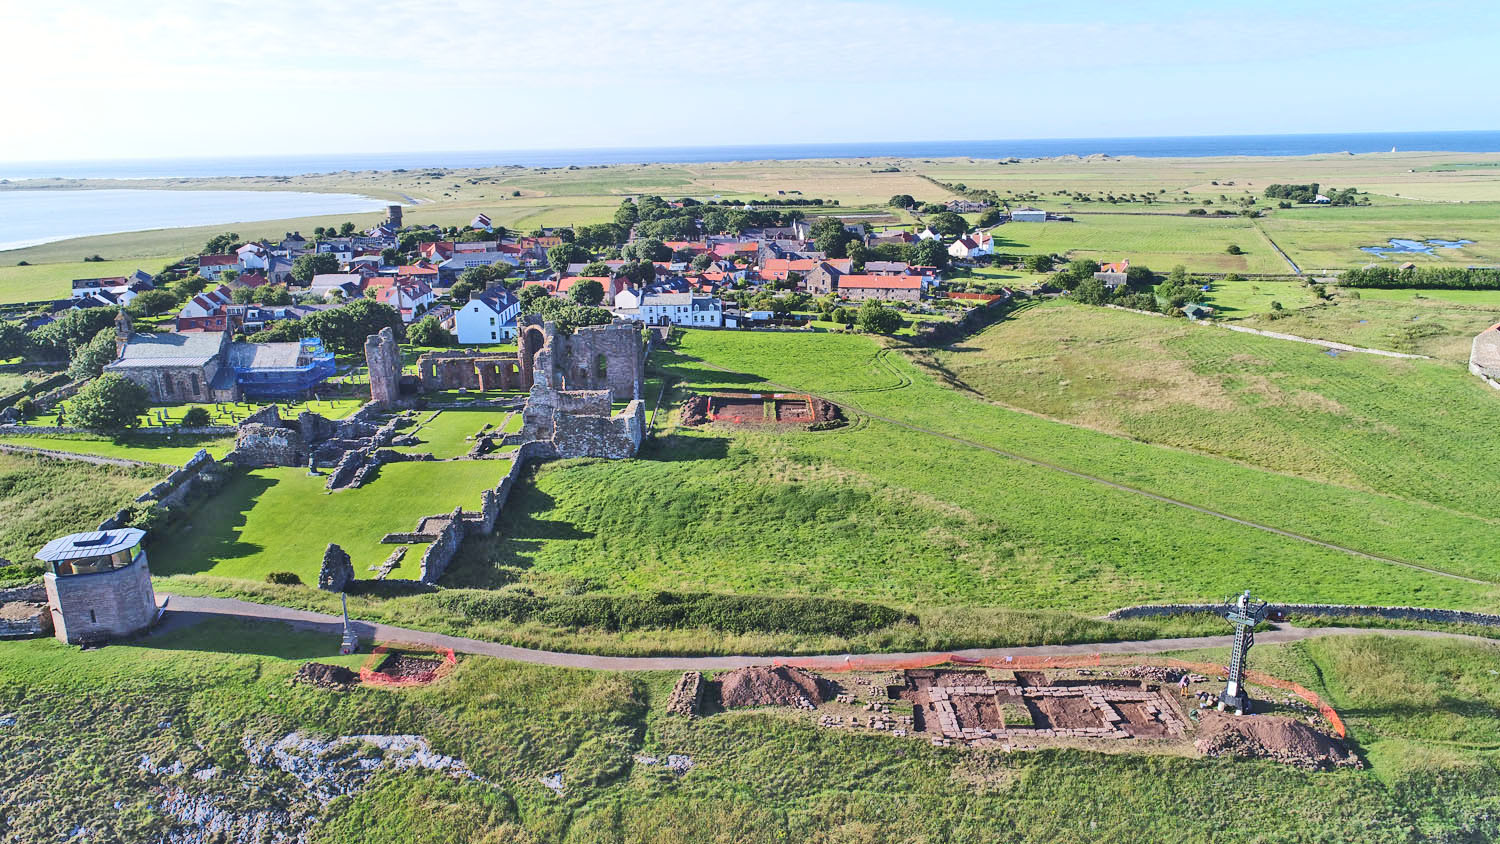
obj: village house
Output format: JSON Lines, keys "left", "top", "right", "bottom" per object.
{"left": 453, "top": 285, "right": 521, "bottom": 344}
{"left": 175, "top": 285, "right": 236, "bottom": 332}
{"left": 1093, "top": 260, "right": 1130, "bottom": 290}
{"left": 309, "top": 273, "right": 364, "bottom": 301}
{"left": 371, "top": 278, "right": 436, "bottom": 323}
{"left": 197, "top": 253, "right": 239, "bottom": 280}
{"left": 917, "top": 227, "right": 942, "bottom": 241}
{"left": 236, "top": 242, "right": 270, "bottom": 271}
{"left": 70, "top": 274, "right": 153, "bottom": 305}
{"left": 945, "top": 199, "right": 991, "bottom": 213}
{"left": 835, "top": 274, "right": 923, "bottom": 303}
{"left": 948, "top": 231, "right": 995, "bottom": 260}
{"left": 621, "top": 292, "right": 724, "bottom": 327}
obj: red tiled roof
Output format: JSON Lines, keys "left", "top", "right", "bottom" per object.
{"left": 836, "top": 275, "right": 922, "bottom": 289}
{"left": 200, "top": 254, "right": 237, "bottom": 266}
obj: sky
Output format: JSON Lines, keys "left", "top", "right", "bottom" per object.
{"left": 3, "top": 0, "right": 1498, "bottom": 162}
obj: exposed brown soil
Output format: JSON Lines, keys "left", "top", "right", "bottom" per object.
{"left": 375, "top": 653, "right": 443, "bottom": 683}
{"left": 808, "top": 397, "right": 845, "bottom": 424}
{"left": 1115, "top": 701, "right": 1172, "bottom": 737}
{"left": 679, "top": 395, "right": 710, "bottom": 426}
{"left": 1029, "top": 694, "right": 1107, "bottom": 730}
{"left": 1194, "top": 712, "right": 1360, "bottom": 769}
{"left": 291, "top": 662, "right": 360, "bottom": 691}
{"left": 903, "top": 669, "right": 992, "bottom": 691}
{"left": 717, "top": 666, "right": 833, "bottom": 709}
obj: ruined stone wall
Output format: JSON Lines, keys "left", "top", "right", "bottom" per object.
{"left": 416, "top": 351, "right": 526, "bottom": 392}
{"left": 554, "top": 321, "right": 645, "bottom": 400}
{"left": 547, "top": 399, "right": 644, "bottom": 459}
{"left": 233, "top": 424, "right": 306, "bottom": 467}
{"left": 0, "top": 604, "right": 51, "bottom": 639}
{"left": 98, "top": 449, "right": 220, "bottom": 530}
{"left": 44, "top": 556, "right": 157, "bottom": 644}
{"left": 1105, "top": 602, "right": 1500, "bottom": 627}
{"left": 365, "top": 327, "right": 401, "bottom": 408}
{"left": 417, "top": 508, "right": 466, "bottom": 583}
{"left": 0, "top": 585, "right": 46, "bottom": 604}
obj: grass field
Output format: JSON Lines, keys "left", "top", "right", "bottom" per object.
{"left": 1261, "top": 202, "right": 1500, "bottom": 271}
{"left": 0, "top": 368, "right": 59, "bottom": 394}
{"left": 0, "top": 451, "right": 162, "bottom": 564}
{"left": 1, "top": 618, "right": 1497, "bottom": 842}
{"left": 1197, "top": 277, "right": 1319, "bottom": 316}
{"left": 150, "top": 460, "right": 508, "bottom": 582}
{"left": 929, "top": 300, "right": 1500, "bottom": 515}
{"left": 997, "top": 215, "right": 1289, "bottom": 273}
{"left": 0, "top": 432, "right": 236, "bottom": 464}
{"left": 1233, "top": 292, "right": 1500, "bottom": 362}
{"left": 0, "top": 257, "right": 170, "bottom": 304}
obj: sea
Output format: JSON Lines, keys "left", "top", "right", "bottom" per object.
{"left": 4, "top": 131, "right": 1499, "bottom": 253}
{"left": 3, "top": 131, "right": 1500, "bottom": 181}
{"left": 0, "top": 189, "right": 389, "bottom": 252}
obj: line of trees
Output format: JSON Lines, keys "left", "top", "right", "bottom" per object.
{"left": 1339, "top": 266, "right": 1500, "bottom": 290}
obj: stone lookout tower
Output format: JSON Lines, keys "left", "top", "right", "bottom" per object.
{"left": 34, "top": 528, "right": 159, "bottom": 645}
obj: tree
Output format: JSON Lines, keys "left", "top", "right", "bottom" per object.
{"left": 181, "top": 407, "right": 211, "bottom": 427}
{"left": 248, "top": 321, "right": 306, "bottom": 343}
{"left": 202, "top": 232, "right": 240, "bottom": 254}
{"left": 255, "top": 285, "right": 292, "bottom": 306}
{"left": 888, "top": 194, "right": 916, "bottom": 209}
{"left": 381, "top": 247, "right": 403, "bottom": 266}
{"left": 976, "top": 209, "right": 1002, "bottom": 227}
{"left": 67, "top": 327, "right": 118, "bottom": 380}
{"left": 614, "top": 199, "right": 640, "bottom": 226}
{"left": 126, "top": 288, "right": 178, "bottom": 317}
{"left": 810, "top": 217, "right": 854, "bottom": 258}
{"left": 300, "top": 298, "right": 403, "bottom": 355}
{"left": 547, "top": 242, "right": 591, "bottom": 274}
{"left": 68, "top": 374, "right": 149, "bottom": 432}
{"left": 1225, "top": 244, "right": 1244, "bottom": 255}
{"left": 910, "top": 238, "right": 949, "bottom": 270}
{"left": 1024, "top": 254, "right": 1054, "bottom": 273}
{"left": 574, "top": 223, "right": 624, "bottom": 251}
{"left": 1124, "top": 264, "right": 1156, "bottom": 290}
{"left": 338, "top": 222, "right": 357, "bottom": 236}
{"left": 624, "top": 238, "right": 669, "bottom": 263}
{"left": 855, "top": 299, "right": 903, "bottom": 334}
{"left": 518, "top": 284, "right": 551, "bottom": 309}
{"left": 1072, "top": 276, "right": 1110, "bottom": 305}
{"left": 0, "top": 320, "right": 31, "bottom": 360}
{"left": 569, "top": 279, "right": 605, "bottom": 307}
{"left": 927, "top": 212, "right": 968, "bottom": 237}
{"left": 291, "top": 253, "right": 339, "bottom": 284}
{"left": 407, "top": 315, "right": 452, "bottom": 348}
{"left": 1066, "top": 258, "right": 1101, "bottom": 281}
{"left": 29, "top": 307, "right": 118, "bottom": 358}
{"left": 232, "top": 286, "right": 256, "bottom": 304}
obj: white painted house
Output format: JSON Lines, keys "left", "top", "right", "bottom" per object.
{"left": 634, "top": 292, "right": 723, "bottom": 327}
{"left": 236, "top": 242, "right": 270, "bottom": 271}
{"left": 454, "top": 285, "right": 521, "bottom": 344}
{"left": 947, "top": 231, "right": 995, "bottom": 260}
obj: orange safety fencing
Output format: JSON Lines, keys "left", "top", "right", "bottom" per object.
{"left": 359, "top": 644, "right": 458, "bottom": 688}
{"left": 772, "top": 651, "right": 1346, "bottom": 737}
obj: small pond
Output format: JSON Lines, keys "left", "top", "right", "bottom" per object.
{"left": 1360, "top": 238, "right": 1474, "bottom": 257}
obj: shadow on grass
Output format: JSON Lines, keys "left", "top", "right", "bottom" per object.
{"left": 141, "top": 614, "right": 351, "bottom": 660}
{"left": 639, "top": 433, "right": 730, "bottom": 462}
{"left": 442, "top": 485, "right": 595, "bottom": 589}
{"left": 147, "top": 471, "right": 277, "bottom": 576}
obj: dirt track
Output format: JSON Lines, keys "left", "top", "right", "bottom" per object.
{"left": 158, "top": 594, "right": 1498, "bottom": 672}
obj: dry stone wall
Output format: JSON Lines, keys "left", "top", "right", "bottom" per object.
{"left": 1106, "top": 602, "right": 1500, "bottom": 628}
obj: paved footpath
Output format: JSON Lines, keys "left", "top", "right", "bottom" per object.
{"left": 160, "top": 594, "right": 1496, "bottom": 672}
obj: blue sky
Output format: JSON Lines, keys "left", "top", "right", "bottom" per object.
{"left": 3, "top": 0, "right": 1496, "bottom": 161}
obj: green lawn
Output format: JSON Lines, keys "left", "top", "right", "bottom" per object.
{"left": 0, "top": 368, "right": 61, "bottom": 395}
{"left": 1198, "top": 278, "right": 1320, "bottom": 316}
{"left": 0, "top": 432, "right": 236, "bottom": 464}
{"left": 23, "top": 397, "right": 365, "bottom": 429}
{"left": 0, "top": 257, "right": 171, "bottom": 304}
{"left": 393, "top": 408, "right": 515, "bottom": 458}
{"left": 1233, "top": 292, "right": 1500, "bottom": 362}
{"left": 1, "top": 618, "right": 1498, "bottom": 841}
{"left": 150, "top": 460, "right": 508, "bottom": 583}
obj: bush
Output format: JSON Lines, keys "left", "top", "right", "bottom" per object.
{"left": 180, "top": 407, "right": 211, "bottom": 427}
{"left": 12, "top": 396, "right": 35, "bottom": 418}
{"left": 1226, "top": 244, "right": 1243, "bottom": 255}
{"left": 67, "top": 374, "right": 149, "bottom": 432}
{"left": 266, "top": 571, "right": 303, "bottom": 586}
{"left": 122, "top": 501, "right": 167, "bottom": 533}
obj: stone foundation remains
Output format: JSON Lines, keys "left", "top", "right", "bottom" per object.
{"left": 417, "top": 351, "right": 528, "bottom": 392}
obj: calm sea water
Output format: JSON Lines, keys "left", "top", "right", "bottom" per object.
{"left": 2, "top": 131, "right": 1499, "bottom": 180}
{"left": 0, "top": 189, "right": 389, "bottom": 252}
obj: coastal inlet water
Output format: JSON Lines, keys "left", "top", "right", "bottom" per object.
{"left": 0, "top": 189, "right": 391, "bottom": 252}
{"left": 1360, "top": 238, "right": 1474, "bottom": 258}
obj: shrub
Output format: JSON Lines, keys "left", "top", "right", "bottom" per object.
{"left": 266, "top": 571, "right": 303, "bottom": 586}
{"left": 180, "top": 407, "right": 211, "bottom": 427}
{"left": 1226, "top": 244, "right": 1243, "bottom": 255}
{"left": 68, "top": 374, "right": 149, "bottom": 432}
{"left": 122, "top": 501, "right": 167, "bottom": 533}
{"left": 12, "top": 396, "right": 35, "bottom": 418}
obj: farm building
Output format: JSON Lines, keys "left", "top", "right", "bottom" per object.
{"left": 1010, "top": 207, "right": 1047, "bottom": 223}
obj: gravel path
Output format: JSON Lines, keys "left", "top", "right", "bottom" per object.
{"left": 159, "top": 594, "right": 1497, "bottom": 671}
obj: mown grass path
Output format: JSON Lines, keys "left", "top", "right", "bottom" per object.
{"left": 675, "top": 350, "right": 1490, "bottom": 586}
{"left": 161, "top": 593, "right": 1497, "bottom": 670}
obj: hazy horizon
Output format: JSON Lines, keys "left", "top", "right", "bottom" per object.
{"left": 7, "top": 0, "right": 1498, "bottom": 163}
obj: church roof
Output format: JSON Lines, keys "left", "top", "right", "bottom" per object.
{"left": 109, "top": 331, "right": 224, "bottom": 368}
